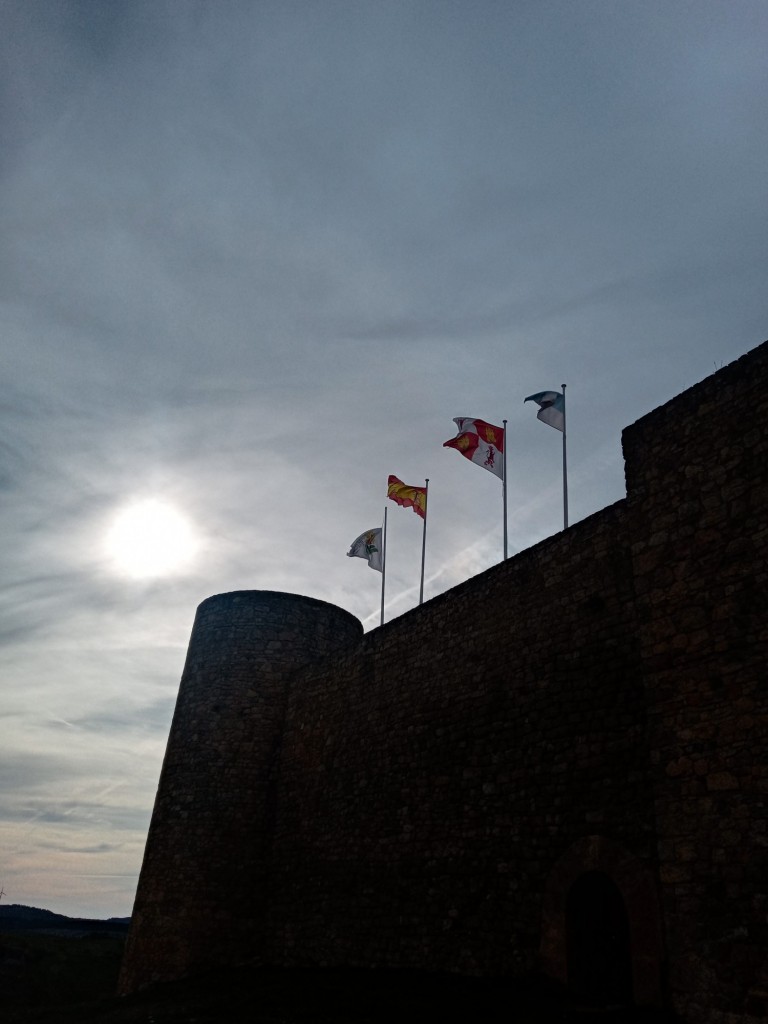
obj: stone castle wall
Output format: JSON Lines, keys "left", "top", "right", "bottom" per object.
{"left": 264, "top": 502, "right": 659, "bottom": 989}
{"left": 118, "top": 591, "right": 362, "bottom": 992}
{"left": 120, "top": 341, "right": 768, "bottom": 1021}
{"left": 622, "top": 348, "right": 768, "bottom": 1021}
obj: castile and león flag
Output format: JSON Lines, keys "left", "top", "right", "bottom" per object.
{"left": 443, "top": 416, "right": 509, "bottom": 560}
{"left": 442, "top": 417, "right": 504, "bottom": 479}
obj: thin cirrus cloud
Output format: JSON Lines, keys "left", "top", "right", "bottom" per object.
{"left": 0, "top": 0, "right": 766, "bottom": 917}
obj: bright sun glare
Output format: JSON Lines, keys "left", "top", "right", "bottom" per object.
{"left": 106, "top": 499, "right": 198, "bottom": 579}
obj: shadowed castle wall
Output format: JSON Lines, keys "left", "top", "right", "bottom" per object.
{"left": 264, "top": 503, "right": 658, "bottom": 990}
{"left": 120, "top": 341, "right": 768, "bottom": 1021}
{"left": 622, "top": 347, "right": 768, "bottom": 1022}
{"left": 118, "top": 591, "right": 362, "bottom": 993}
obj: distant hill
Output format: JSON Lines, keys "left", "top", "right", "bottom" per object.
{"left": 0, "top": 903, "right": 130, "bottom": 937}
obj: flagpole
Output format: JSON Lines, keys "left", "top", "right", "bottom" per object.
{"left": 380, "top": 507, "right": 387, "bottom": 627}
{"left": 419, "top": 478, "right": 429, "bottom": 605}
{"left": 502, "top": 419, "right": 508, "bottom": 560}
{"left": 562, "top": 384, "right": 569, "bottom": 529}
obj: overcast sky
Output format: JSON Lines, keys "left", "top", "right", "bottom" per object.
{"left": 1, "top": 0, "right": 766, "bottom": 919}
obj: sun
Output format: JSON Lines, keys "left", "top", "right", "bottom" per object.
{"left": 105, "top": 499, "right": 198, "bottom": 579}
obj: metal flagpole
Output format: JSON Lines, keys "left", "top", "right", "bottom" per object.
{"left": 502, "top": 419, "right": 508, "bottom": 560}
{"left": 419, "top": 478, "right": 429, "bottom": 605}
{"left": 562, "top": 384, "right": 569, "bottom": 529}
{"left": 380, "top": 506, "right": 387, "bottom": 627}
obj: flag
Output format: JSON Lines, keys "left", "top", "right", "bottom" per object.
{"left": 524, "top": 391, "right": 565, "bottom": 431}
{"left": 387, "top": 475, "right": 427, "bottom": 518}
{"left": 347, "top": 528, "right": 383, "bottom": 571}
{"left": 443, "top": 417, "right": 504, "bottom": 479}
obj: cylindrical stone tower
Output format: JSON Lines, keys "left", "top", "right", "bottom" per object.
{"left": 119, "top": 591, "right": 362, "bottom": 993}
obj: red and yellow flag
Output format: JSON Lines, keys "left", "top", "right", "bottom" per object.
{"left": 387, "top": 475, "right": 427, "bottom": 519}
{"left": 443, "top": 417, "right": 504, "bottom": 479}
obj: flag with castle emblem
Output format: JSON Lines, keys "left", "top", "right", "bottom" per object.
{"left": 524, "top": 391, "right": 565, "bottom": 431}
{"left": 347, "top": 528, "right": 383, "bottom": 572}
{"left": 387, "top": 476, "right": 427, "bottom": 518}
{"left": 443, "top": 417, "right": 504, "bottom": 479}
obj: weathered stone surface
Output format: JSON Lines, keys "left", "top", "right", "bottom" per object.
{"left": 118, "top": 591, "right": 362, "bottom": 992}
{"left": 623, "top": 339, "right": 768, "bottom": 1022}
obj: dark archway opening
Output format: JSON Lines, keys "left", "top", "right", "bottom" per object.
{"left": 566, "top": 870, "right": 633, "bottom": 1006}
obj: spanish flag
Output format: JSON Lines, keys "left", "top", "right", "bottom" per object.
{"left": 443, "top": 417, "right": 504, "bottom": 479}
{"left": 387, "top": 475, "right": 427, "bottom": 518}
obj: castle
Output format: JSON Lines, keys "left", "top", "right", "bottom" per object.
{"left": 119, "top": 341, "right": 768, "bottom": 1022}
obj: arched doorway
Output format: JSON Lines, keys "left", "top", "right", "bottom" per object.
{"left": 566, "top": 870, "right": 633, "bottom": 1005}
{"left": 540, "top": 836, "right": 665, "bottom": 1008}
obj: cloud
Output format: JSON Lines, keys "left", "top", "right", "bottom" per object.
{"left": 1, "top": 0, "right": 766, "bottom": 917}
{"left": 38, "top": 841, "right": 119, "bottom": 855}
